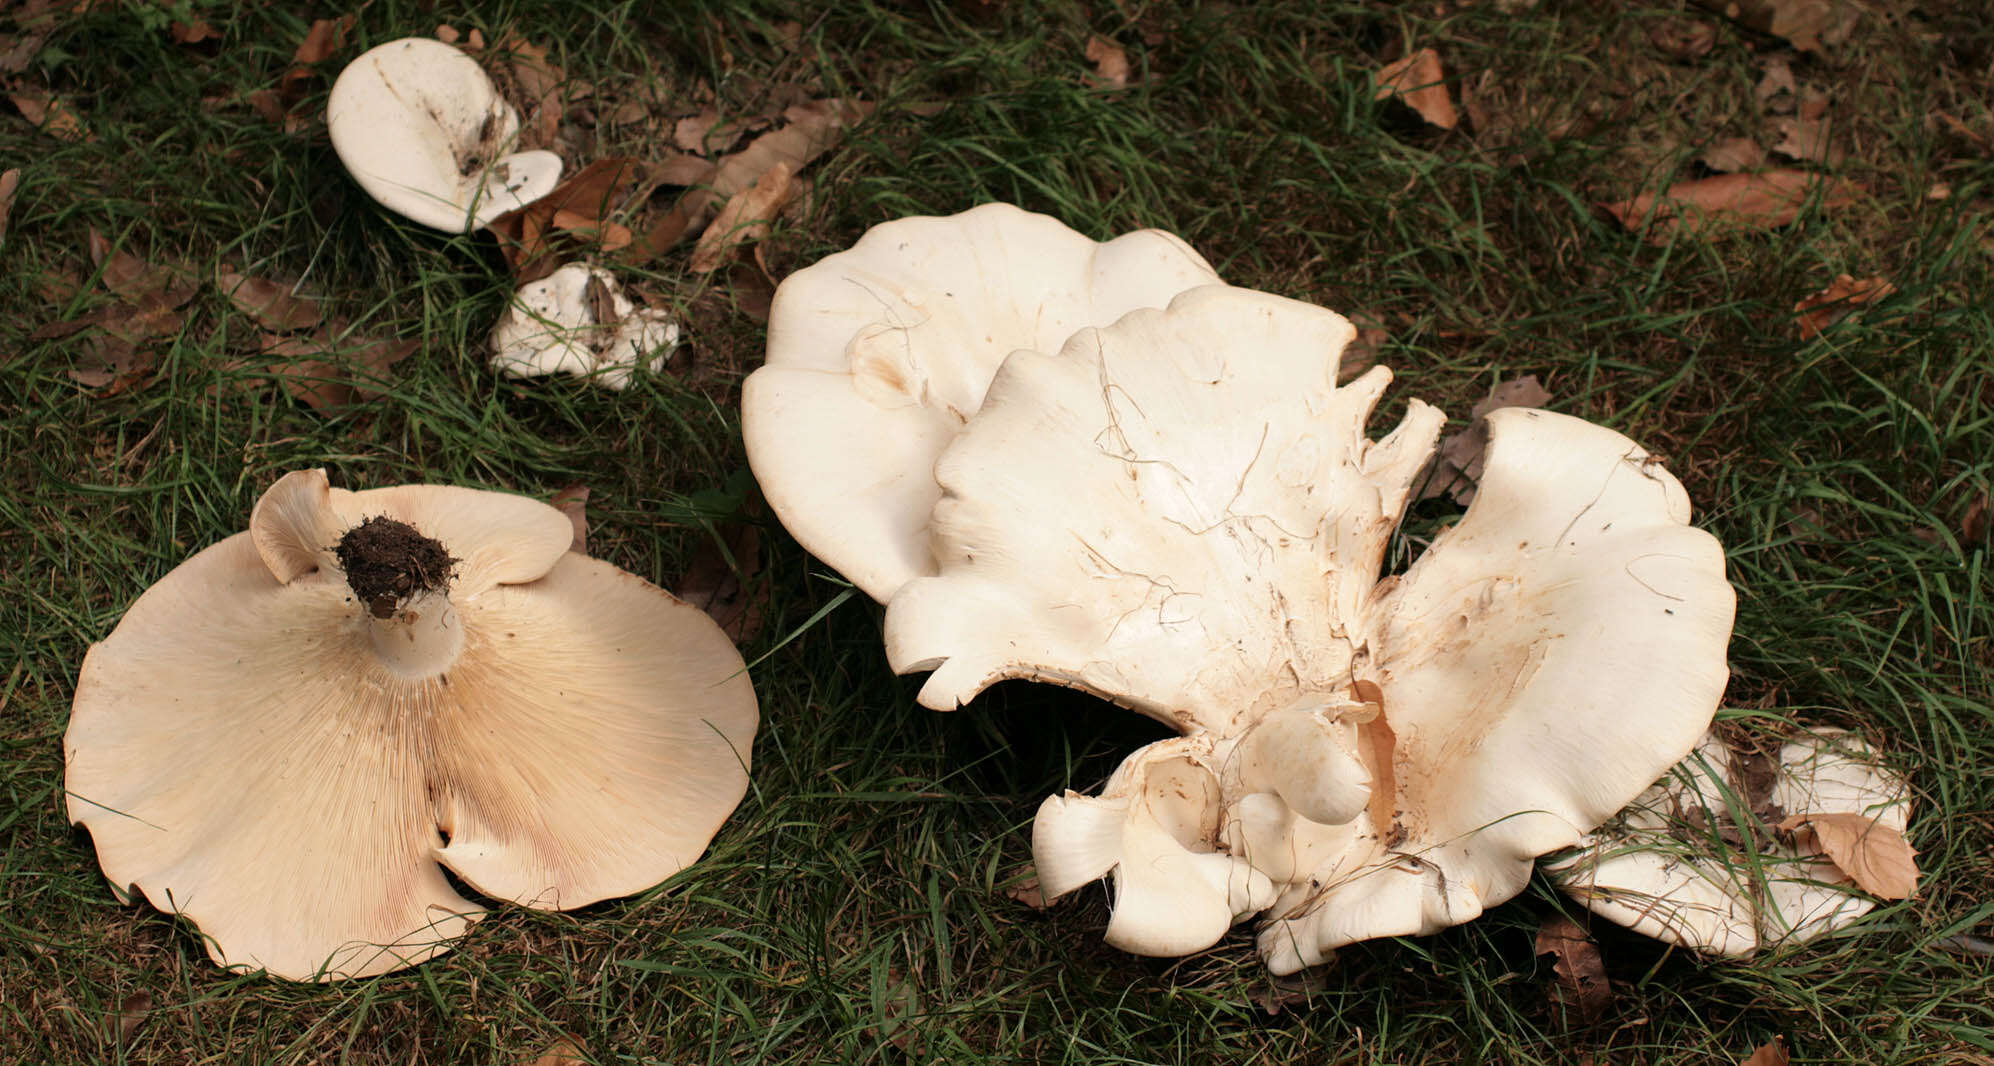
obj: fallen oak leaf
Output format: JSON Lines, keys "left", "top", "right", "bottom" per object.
{"left": 549, "top": 209, "right": 633, "bottom": 253}
{"left": 169, "top": 20, "right": 220, "bottom": 45}
{"left": 1693, "top": 0, "right": 1855, "bottom": 54}
{"left": 676, "top": 522, "right": 767, "bottom": 643}
{"left": 1699, "top": 137, "right": 1767, "bottom": 173}
{"left": 0, "top": 167, "right": 20, "bottom": 244}
{"left": 216, "top": 267, "right": 324, "bottom": 332}
{"left": 1374, "top": 47, "right": 1458, "bottom": 130}
{"left": 1740, "top": 1037, "right": 1790, "bottom": 1066}
{"left": 1777, "top": 812, "right": 1919, "bottom": 898}
{"left": 10, "top": 91, "right": 90, "bottom": 141}
{"left": 683, "top": 98, "right": 875, "bottom": 223}
{"left": 1084, "top": 35, "right": 1131, "bottom": 90}
{"left": 1535, "top": 914, "right": 1612, "bottom": 1021}
{"left": 1793, "top": 274, "right": 1893, "bottom": 339}
{"left": 672, "top": 108, "right": 724, "bottom": 153}
{"left": 690, "top": 161, "right": 794, "bottom": 272}
{"left": 1421, "top": 375, "right": 1552, "bottom": 503}
{"left": 261, "top": 324, "right": 416, "bottom": 412}
{"left": 1603, "top": 170, "right": 1860, "bottom": 242}
{"left": 520, "top": 1036, "right": 589, "bottom": 1066}
{"left": 1771, "top": 115, "right": 1841, "bottom": 166}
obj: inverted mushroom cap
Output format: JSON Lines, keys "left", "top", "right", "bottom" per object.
{"left": 880, "top": 285, "right": 1735, "bottom": 971}
{"left": 1544, "top": 728, "right": 1913, "bottom": 955}
{"left": 65, "top": 470, "right": 757, "bottom": 980}
{"left": 490, "top": 264, "right": 681, "bottom": 389}
{"left": 328, "top": 38, "right": 563, "bottom": 232}
{"left": 742, "top": 202, "right": 1223, "bottom": 603}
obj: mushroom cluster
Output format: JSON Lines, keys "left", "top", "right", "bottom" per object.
{"left": 742, "top": 204, "right": 1785, "bottom": 973}
{"left": 65, "top": 470, "right": 758, "bottom": 979}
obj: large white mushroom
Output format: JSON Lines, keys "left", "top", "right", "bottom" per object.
{"left": 1543, "top": 727, "right": 1914, "bottom": 955}
{"left": 881, "top": 285, "right": 1736, "bottom": 970}
{"left": 327, "top": 38, "right": 563, "bottom": 232}
{"left": 741, "top": 202, "right": 1223, "bottom": 603}
{"left": 64, "top": 470, "right": 757, "bottom": 980}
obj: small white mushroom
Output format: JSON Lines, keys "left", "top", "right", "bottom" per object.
{"left": 1543, "top": 728, "right": 1913, "bottom": 955}
{"left": 490, "top": 264, "right": 681, "bottom": 389}
{"left": 327, "top": 38, "right": 563, "bottom": 232}
{"left": 881, "top": 285, "right": 1736, "bottom": 972}
{"left": 64, "top": 470, "right": 757, "bottom": 980}
{"left": 742, "top": 202, "right": 1223, "bottom": 603}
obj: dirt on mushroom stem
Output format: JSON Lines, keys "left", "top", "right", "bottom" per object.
{"left": 333, "top": 516, "right": 458, "bottom": 619}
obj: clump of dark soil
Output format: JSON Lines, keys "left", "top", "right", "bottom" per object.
{"left": 334, "top": 516, "right": 457, "bottom": 619}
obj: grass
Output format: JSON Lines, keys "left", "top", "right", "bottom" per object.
{"left": 1, "top": 0, "right": 1989, "bottom": 1062}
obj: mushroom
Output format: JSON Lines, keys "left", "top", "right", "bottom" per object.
{"left": 741, "top": 202, "right": 1223, "bottom": 603}
{"left": 881, "top": 285, "right": 1735, "bottom": 973}
{"left": 64, "top": 470, "right": 757, "bottom": 980}
{"left": 327, "top": 38, "right": 563, "bottom": 232}
{"left": 490, "top": 264, "right": 681, "bottom": 389}
{"left": 1542, "top": 728, "right": 1913, "bottom": 955}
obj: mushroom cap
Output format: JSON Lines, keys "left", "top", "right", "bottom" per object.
{"left": 1543, "top": 728, "right": 1913, "bottom": 955}
{"left": 742, "top": 202, "right": 1223, "bottom": 603}
{"left": 878, "top": 285, "right": 1734, "bottom": 971}
{"left": 65, "top": 470, "right": 757, "bottom": 980}
{"left": 490, "top": 264, "right": 681, "bottom": 390}
{"left": 328, "top": 38, "right": 563, "bottom": 232}
{"left": 1034, "top": 737, "right": 1278, "bottom": 956}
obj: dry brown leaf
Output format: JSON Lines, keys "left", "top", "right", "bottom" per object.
{"left": 1963, "top": 491, "right": 1990, "bottom": 544}
{"left": 690, "top": 98, "right": 875, "bottom": 220}
{"left": 1339, "top": 311, "right": 1387, "bottom": 384}
{"left": 673, "top": 108, "right": 724, "bottom": 153}
{"left": 11, "top": 91, "right": 89, "bottom": 141}
{"left": 1755, "top": 56, "right": 1797, "bottom": 113}
{"left": 1793, "top": 274, "right": 1893, "bottom": 339}
{"left": 1649, "top": 18, "right": 1717, "bottom": 60}
{"left": 1603, "top": 170, "right": 1860, "bottom": 242}
{"left": 1772, "top": 115, "right": 1841, "bottom": 165}
{"left": 217, "top": 268, "right": 324, "bottom": 332}
{"left": 291, "top": 17, "right": 349, "bottom": 65}
{"left": 653, "top": 153, "right": 719, "bottom": 188}
{"left": 1422, "top": 375, "right": 1552, "bottom": 504}
{"left": 1535, "top": 914, "right": 1612, "bottom": 1021}
{"left": 487, "top": 157, "right": 648, "bottom": 278}
{"left": 68, "top": 334, "right": 148, "bottom": 391}
{"left": 677, "top": 523, "right": 767, "bottom": 643}
{"left": 262, "top": 324, "right": 415, "bottom": 412}
{"left": 0, "top": 167, "right": 19, "bottom": 244}
{"left": 549, "top": 209, "right": 633, "bottom": 253}
{"left": 1778, "top": 812, "right": 1919, "bottom": 898}
{"left": 520, "top": 1036, "right": 589, "bottom": 1066}
{"left": 1002, "top": 867, "right": 1047, "bottom": 909}
{"left": 107, "top": 992, "right": 151, "bottom": 1045}
{"left": 492, "top": 33, "right": 566, "bottom": 146}
{"left": 1695, "top": 0, "right": 1855, "bottom": 53}
{"left": 1084, "top": 35, "right": 1131, "bottom": 90}
{"left": 1374, "top": 48, "right": 1458, "bottom": 130}
{"left": 1740, "top": 1036, "right": 1791, "bottom": 1066}
{"left": 550, "top": 485, "right": 590, "bottom": 554}
{"left": 1700, "top": 137, "right": 1767, "bottom": 173}
{"left": 254, "top": 14, "right": 353, "bottom": 128}
{"left": 434, "top": 24, "right": 460, "bottom": 44}
{"left": 1253, "top": 967, "right": 1331, "bottom": 1017}
{"left": 169, "top": 20, "right": 219, "bottom": 45}
{"left": 690, "top": 162, "right": 795, "bottom": 273}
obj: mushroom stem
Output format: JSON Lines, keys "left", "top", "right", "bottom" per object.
{"left": 368, "top": 588, "right": 464, "bottom": 679}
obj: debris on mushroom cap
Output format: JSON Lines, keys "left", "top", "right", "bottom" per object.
{"left": 1543, "top": 728, "right": 1913, "bottom": 955}
{"left": 741, "top": 201, "right": 1223, "bottom": 604}
{"left": 880, "top": 285, "right": 1735, "bottom": 971}
{"left": 490, "top": 264, "right": 680, "bottom": 389}
{"left": 64, "top": 469, "right": 758, "bottom": 980}
{"left": 328, "top": 38, "right": 563, "bottom": 232}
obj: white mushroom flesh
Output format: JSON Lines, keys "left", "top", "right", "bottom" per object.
{"left": 328, "top": 38, "right": 563, "bottom": 232}
{"left": 64, "top": 470, "right": 758, "bottom": 980}
{"left": 743, "top": 202, "right": 1224, "bottom": 603}
{"left": 490, "top": 264, "right": 681, "bottom": 390}
{"left": 1544, "top": 728, "right": 1912, "bottom": 955}
{"left": 880, "top": 285, "right": 1736, "bottom": 972}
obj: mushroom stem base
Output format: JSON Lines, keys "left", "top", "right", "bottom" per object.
{"left": 368, "top": 590, "right": 463, "bottom": 679}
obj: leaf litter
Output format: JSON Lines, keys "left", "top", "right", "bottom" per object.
{"left": 1535, "top": 914, "right": 1613, "bottom": 1021}
{"left": 1420, "top": 375, "right": 1552, "bottom": 504}
{"left": 1374, "top": 47, "right": 1458, "bottom": 130}
{"left": 1793, "top": 274, "right": 1893, "bottom": 339}
{"left": 1776, "top": 811, "right": 1920, "bottom": 898}
{"left": 1604, "top": 170, "right": 1860, "bottom": 242}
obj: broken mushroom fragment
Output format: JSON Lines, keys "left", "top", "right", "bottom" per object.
{"left": 65, "top": 470, "right": 757, "bottom": 980}
{"left": 742, "top": 202, "right": 1223, "bottom": 603}
{"left": 490, "top": 264, "right": 680, "bottom": 389}
{"left": 328, "top": 38, "right": 562, "bottom": 232}
{"left": 882, "top": 285, "right": 1735, "bottom": 973}
{"left": 1543, "top": 728, "right": 1914, "bottom": 955}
